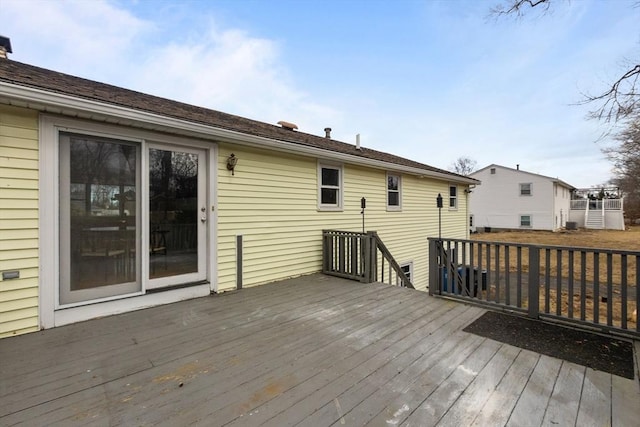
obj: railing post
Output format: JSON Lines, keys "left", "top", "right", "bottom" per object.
{"left": 528, "top": 246, "right": 540, "bottom": 319}
{"left": 368, "top": 231, "right": 377, "bottom": 283}
{"left": 322, "top": 231, "right": 328, "bottom": 274}
{"left": 361, "top": 233, "right": 371, "bottom": 283}
{"left": 428, "top": 238, "right": 439, "bottom": 296}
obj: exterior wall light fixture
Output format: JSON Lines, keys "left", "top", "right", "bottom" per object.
{"left": 227, "top": 153, "right": 238, "bottom": 175}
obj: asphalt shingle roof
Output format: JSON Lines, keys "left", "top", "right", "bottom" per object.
{"left": 0, "top": 59, "right": 472, "bottom": 181}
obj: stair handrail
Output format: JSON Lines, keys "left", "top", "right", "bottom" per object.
{"left": 369, "top": 231, "right": 415, "bottom": 289}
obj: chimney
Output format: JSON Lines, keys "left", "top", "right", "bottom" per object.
{"left": 277, "top": 120, "right": 298, "bottom": 131}
{"left": 516, "top": 164, "right": 520, "bottom": 170}
{"left": 356, "top": 134, "right": 361, "bottom": 150}
{"left": 324, "top": 127, "right": 331, "bottom": 138}
{"left": 0, "top": 36, "right": 12, "bottom": 60}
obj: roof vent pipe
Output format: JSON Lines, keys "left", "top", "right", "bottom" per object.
{"left": 516, "top": 164, "right": 520, "bottom": 170}
{"left": 0, "top": 36, "right": 12, "bottom": 59}
{"left": 324, "top": 127, "right": 331, "bottom": 138}
{"left": 356, "top": 134, "right": 361, "bottom": 150}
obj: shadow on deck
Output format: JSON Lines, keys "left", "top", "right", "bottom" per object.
{"left": 1, "top": 274, "right": 639, "bottom": 426}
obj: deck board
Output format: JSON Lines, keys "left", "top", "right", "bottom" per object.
{"left": 576, "top": 368, "right": 611, "bottom": 427}
{"left": 468, "top": 349, "right": 539, "bottom": 426}
{"left": 541, "top": 361, "right": 584, "bottom": 427}
{"left": 0, "top": 273, "right": 638, "bottom": 426}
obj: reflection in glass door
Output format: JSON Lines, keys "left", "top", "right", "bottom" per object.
{"left": 59, "top": 132, "right": 141, "bottom": 305}
{"left": 148, "top": 147, "right": 206, "bottom": 287}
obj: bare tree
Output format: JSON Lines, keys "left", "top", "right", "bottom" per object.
{"left": 490, "top": 0, "right": 640, "bottom": 126}
{"left": 450, "top": 156, "right": 477, "bottom": 176}
{"left": 604, "top": 118, "right": 640, "bottom": 220}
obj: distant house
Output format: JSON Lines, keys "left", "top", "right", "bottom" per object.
{"left": 0, "top": 40, "right": 477, "bottom": 338}
{"left": 469, "top": 164, "right": 575, "bottom": 232}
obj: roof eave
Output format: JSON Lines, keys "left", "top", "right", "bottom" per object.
{"left": 0, "top": 81, "right": 477, "bottom": 185}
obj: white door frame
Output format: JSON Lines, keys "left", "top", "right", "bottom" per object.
{"left": 39, "top": 115, "right": 218, "bottom": 328}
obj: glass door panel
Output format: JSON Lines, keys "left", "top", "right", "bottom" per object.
{"left": 59, "top": 132, "right": 141, "bottom": 305}
{"left": 147, "top": 146, "right": 206, "bottom": 287}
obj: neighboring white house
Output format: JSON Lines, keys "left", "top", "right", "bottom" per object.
{"left": 469, "top": 164, "right": 575, "bottom": 232}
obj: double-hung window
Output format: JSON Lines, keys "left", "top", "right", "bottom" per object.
{"left": 318, "top": 163, "right": 343, "bottom": 210}
{"left": 387, "top": 173, "right": 401, "bottom": 210}
{"left": 449, "top": 185, "right": 457, "bottom": 209}
{"left": 520, "top": 183, "right": 532, "bottom": 196}
{"left": 520, "top": 215, "right": 532, "bottom": 227}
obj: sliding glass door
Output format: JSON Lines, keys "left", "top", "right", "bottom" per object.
{"left": 59, "top": 132, "right": 141, "bottom": 304}
{"left": 59, "top": 134, "right": 208, "bottom": 305}
{"left": 147, "top": 145, "right": 207, "bottom": 289}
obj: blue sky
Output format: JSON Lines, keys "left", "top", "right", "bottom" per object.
{"left": 3, "top": 0, "right": 639, "bottom": 187}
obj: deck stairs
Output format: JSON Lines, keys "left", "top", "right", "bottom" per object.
{"left": 585, "top": 210, "right": 604, "bottom": 229}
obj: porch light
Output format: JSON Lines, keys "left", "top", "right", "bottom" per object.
{"left": 226, "top": 153, "right": 238, "bottom": 175}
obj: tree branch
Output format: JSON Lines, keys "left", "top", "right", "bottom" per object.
{"left": 581, "top": 64, "right": 640, "bottom": 123}
{"left": 489, "top": 0, "right": 552, "bottom": 18}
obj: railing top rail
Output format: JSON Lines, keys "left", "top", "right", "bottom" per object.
{"left": 323, "top": 229, "right": 368, "bottom": 237}
{"left": 428, "top": 237, "right": 640, "bottom": 257}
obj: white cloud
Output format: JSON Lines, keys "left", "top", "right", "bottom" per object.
{"left": 130, "top": 24, "right": 340, "bottom": 129}
{"left": 2, "top": 0, "right": 342, "bottom": 133}
{"left": 2, "top": 0, "right": 152, "bottom": 79}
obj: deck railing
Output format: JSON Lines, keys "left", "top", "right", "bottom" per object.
{"left": 429, "top": 237, "right": 639, "bottom": 337}
{"left": 570, "top": 198, "right": 623, "bottom": 210}
{"left": 322, "top": 230, "right": 414, "bottom": 288}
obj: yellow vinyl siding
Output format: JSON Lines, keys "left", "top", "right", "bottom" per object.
{"left": 217, "top": 146, "right": 321, "bottom": 289}
{"left": 0, "top": 105, "right": 39, "bottom": 338}
{"left": 216, "top": 144, "right": 469, "bottom": 292}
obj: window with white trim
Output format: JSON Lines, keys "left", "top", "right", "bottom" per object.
{"left": 318, "top": 163, "right": 343, "bottom": 209}
{"left": 520, "top": 215, "right": 532, "bottom": 227}
{"left": 397, "top": 262, "right": 413, "bottom": 286}
{"left": 520, "top": 183, "right": 532, "bottom": 196}
{"left": 387, "top": 173, "right": 401, "bottom": 210}
{"left": 449, "top": 185, "right": 457, "bottom": 209}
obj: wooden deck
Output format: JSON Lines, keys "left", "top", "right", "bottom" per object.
{"left": 1, "top": 274, "right": 639, "bottom": 426}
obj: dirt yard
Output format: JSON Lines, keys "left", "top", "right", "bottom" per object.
{"left": 471, "top": 226, "right": 640, "bottom": 251}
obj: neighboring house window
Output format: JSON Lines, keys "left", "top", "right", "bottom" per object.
{"left": 520, "top": 215, "right": 532, "bottom": 227}
{"left": 520, "top": 183, "right": 532, "bottom": 196}
{"left": 490, "top": 168, "right": 496, "bottom": 174}
{"left": 449, "top": 185, "right": 457, "bottom": 209}
{"left": 318, "top": 163, "right": 343, "bottom": 209}
{"left": 387, "top": 173, "right": 401, "bottom": 210}
{"left": 397, "top": 262, "right": 413, "bottom": 286}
